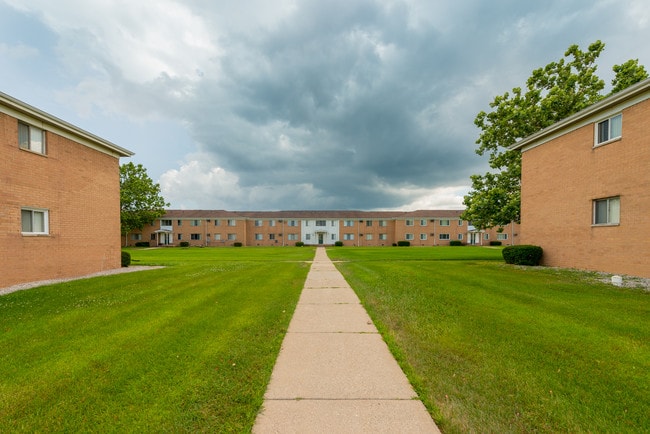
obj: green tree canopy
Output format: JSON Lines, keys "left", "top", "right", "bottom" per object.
{"left": 120, "top": 162, "right": 169, "bottom": 239}
{"left": 462, "top": 41, "right": 648, "bottom": 230}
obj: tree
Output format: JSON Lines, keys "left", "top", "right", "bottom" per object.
{"left": 120, "top": 162, "right": 169, "bottom": 245}
{"left": 462, "top": 41, "right": 647, "bottom": 229}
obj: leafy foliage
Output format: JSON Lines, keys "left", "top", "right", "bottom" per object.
{"left": 463, "top": 41, "right": 648, "bottom": 229}
{"left": 502, "top": 245, "right": 543, "bottom": 266}
{"left": 120, "top": 162, "right": 169, "bottom": 237}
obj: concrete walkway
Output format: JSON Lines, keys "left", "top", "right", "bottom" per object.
{"left": 253, "top": 247, "right": 440, "bottom": 433}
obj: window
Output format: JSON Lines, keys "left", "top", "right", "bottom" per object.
{"left": 458, "top": 234, "right": 463, "bottom": 240}
{"left": 161, "top": 219, "right": 172, "bottom": 226}
{"left": 331, "top": 234, "right": 336, "bottom": 240}
{"left": 255, "top": 233, "right": 263, "bottom": 240}
{"left": 331, "top": 221, "right": 336, "bottom": 226}
{"left": 439, "top": 233, "right": 450, "bottom": 240}
{"left": 228, "top": 233, "right": 236, "bottom": 240}
{"left": 458, "top": 220, "right": 464, "bottom": 226}
{"left": 18, "top": 122, "right": 46, "bottom": 154}
{"left": 214, "top": 234, "right": 221, "bottom": 240}
{"left": 269, "top": 234, "right": 276, "bottom": 240}
{"left": 366, "top": 220, "right": 373, "bottom": 227}
{"left": 227, "top": 220, "right": 236, "bottom": 226}
{"left": 593, "top": 197, "right": 620, "bottom": 225}
{"left": 191, "top": 219, "right": 200, "bottom": 226}
{"left": 484, "top": 233, "right": 489, "bottom": 240}
{"left": 420, "top": 219, "right": 427, "bottom": 226}
{"left": 497, "top": 233, "right": 508, "bottom": 240}
{"left": 405, "top": 233, "right": 414, "bottom": 240}
{"left": 21, "top": 208, "right": 48, "bottom": 234}
{"left": 420, "top": 233, "right": 427, "bottom": 240}
{"left": 288, "top": 220, "right": 297, "bottom": 227}
{"left": 439, "top": 219, "right": 450, "bottom": 226}
{"left": 379, "top": 220, "right": 387, "bottom": 227}
{"left": 255, "top": 220, "right": 263, "bottom": 227}
{"left": 306, "top": 234, "right": 311, "bottom": 240}
{"left": 151, "top": 234, "right": 156, "bottom": 240}
{"left": 288, "top": 234, "right": 297, "bottom": 241}
{"left": 131, "top": 233, "right": 142, "bottom": 240}
{"left": 344, "top": 220, "right": 354, "bottom": 227}
{"left": 316, "top": 220, "right": 326, "bottom": 226}
{"left": 596, "top": 114, "right": 622, "bottom": 145}
{"left": 178, "top": 234, "right": 182, "bottom": 240}
{"left": 269, "top": 220, "right": 276, "bottom": 227}
{"left": 177, "top": 220, "right": 182, "bottom": 226}
{"left": 191, "top": 233, "right": 201, "bottom": 240}
{"left": 379, "top": 234, "right": 387, "bottom": 240}
{"left": 214, "top": 220, "right": 221, "bottom": 226}
{"left": 344, "top": 234, "right": 354, "bottom": 240}
{"left": 366, "top": 234, "right": 373, "bottom": 240}
{"left": 405, "top": 219, "right": 414, "bottom": 226}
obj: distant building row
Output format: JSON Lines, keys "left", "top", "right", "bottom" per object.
{"left": 127, "top": 210, "right": 519, "bottom": 248}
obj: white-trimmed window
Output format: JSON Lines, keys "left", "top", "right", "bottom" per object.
{"left": 191, "top": 219, "right": 200, "bottom": 226}
{"left": 227, "top": 233, "right": 236, "bottom": 240}
{"left": 331, "top": 234, "right": 336, "bottom": 240}
{"left": 483, "top": 233, "right": 489, "bottom": 240}
{"left": 344, "top": 220, "right": 354, "bottom": 227}
{"left": 18, "top": 122, "right": 46, "bottom": 154}
{"left": 344, "top": 233, "right": 354, "bottom": 240}
{"left": 420, "top": 219, "right": 427, "bottom": 226}
{"left": 366, "top": 220, "right": 373, "bottom": 227}
{"left": 288, "top": 220, "right": 297, "bottom": 227}
{"left": 306, "top": 234, "right": 311, "bottom": 240}
{"left": 255, "top": 233, "right": 263, "bottom": 240}
{"left": 595, "top": 114, "right": 622, "bottom": 145}
{"left": 227, "top": 219, "right": 236, "bottom": 226}
{"left": 214, "top": 220, "right": 221, "bottom": 226}
{"left": 405, "top": 233, "right": 414, "bottom": 240}
{"left": 439, "top": 219, "right": 450, "bottom": 226}
{"left": 593, "top": 197, "right": 620, "bottom": 225}
{"left": 214, "top": 234, "right": 221, "bottom": 240}
{"left": 379, "top": 234, "right": 387, "bottom": 240}
{"left": 269, "top": 220, "right": 276, "bottom": 227}
{"left": 366, "top": 234, "right": 373, "bottom": 240}
{"left": 161, "top": 219, "right": 172, "bottom": 226}
{"left": 497, "top": 233, "right": 508, "bottom": 240}
{"left": 191, "top": 233, "right": 201, "bottom": 240}
{"left": 458, "top": 233, "right": 464, "bottom": 240}
{"left": 439, "top": 233, "right": 450, "bottom": 240}
{"left": 269, "top": 234, "right": 276, "bottom": 240}
{"left": 21, "top": 208, "right": 49, "bottom": 234}
{"left": 379, "top": 220, "right": 387, "bottom": 227}
{"left": 420, "top": 233, "right": 427, "bottom": 240}
{"left": 131, "top": 233, "right": 142, "bottom": 240}
{"left": 316, "top": 220, "right": 326, "bottom": 226}
{"left": 458, "top": 220, "right": 464, "bottom": 226}
{"left": 288, "top": 234, "right": 297, "bottom": 241}
{"left": 255, "top": 220, "right": 263, "bottom": 227}
{"left": 405, "top": 219, "right": 414, "bottom": 226}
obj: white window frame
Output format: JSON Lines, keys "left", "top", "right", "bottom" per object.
{"left": 593, "top": 197, "right": 620, "bottom": 225}
{"left": 227, "top": 233, "right": 236, "bottom": 240}
{"left": 439, "top": 233, "right": 450, "bottom": 240}
{"left": 420, "top": 233, "right": 427, "bottom": 240}
{"left": 405, "top": 219, "right": 414, "bottom": 226}
{"left": 344, "top": 233, "right": 354, "bottom": 240}
{"left": 366, "top": 234, "right": 373, "bottom": 240}
{"left": 420, "top": 219, "right": 427, "bottom": 226}
{"left": 344, "top": 220, "right": 354, "bottom": 227}
{"left": 191, "top": 219, "right": 200, "bottom": 226}
{"left": 595, "top": 114, "right": 622, "bottom": 146}
{"left": 405, "top": 233, "right": 414, "bottom": 240}
{"left": 379, "top": 234, "right": 387, "bottom": 240}
{"left": 227, "top": 219, "right": 236, "bottom": 227}
{"left": 287, "top": 234, "right": 297, "bottom": 241}
{"left": 255, "top": 233, "right": 263, "bottom": 240}
{"left": 379, "top": 220, "right": 387, "bottom": 227}
{"left": 21, "top": 208, "right": 49, "bottom": 235}
{"left": 191, "top": 233, "right": 201, "bottom": 240}
{"left": 18, "top": 122, "right": 46, "bottom": 154}
{"left": 254, "top": 220, "right": 263, "bottom": 227}
{"left": 457, "top": 233, "right": 463, "bottom": 240}
{"left": 497, "top": 233, "right": 508, "bottom": 240}
{"left": 439, "top": 219, "right": 450, "bottom": 226}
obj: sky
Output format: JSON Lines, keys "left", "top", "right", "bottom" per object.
{"left": 2, "top": 1, "right": 650, "bottom": 211}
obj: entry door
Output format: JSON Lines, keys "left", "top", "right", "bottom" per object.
{"left": 318, "top": 233, "right": 324, "bottom": 244}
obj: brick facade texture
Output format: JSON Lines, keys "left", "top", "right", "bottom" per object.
{"left": 1, "top": 112, "right": 123, "bottom": 288}
{"left": 520, "top": 98, "right": 650, "bottom": 277}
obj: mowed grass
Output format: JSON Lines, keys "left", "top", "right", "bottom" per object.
{"left": 327, "top": 247, "right": 650, "bottom": 433}
{"left": 0, "top": 247, "right": 314, "bottom": 432}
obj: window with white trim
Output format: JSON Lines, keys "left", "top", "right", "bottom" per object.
{"left": 227, "top": 219, "right": 236, "bottom": 226}
{"left": 316, "top": 220, "right": 326, "bottom": 226}
{"left": 439, "top": 219, "right": 450, "bottom": 226}
{"left": 379, "top": 220, "right": 387, "bottom": 227}
{"left": 595, "top": 114, "right": 622, "bottom": 145}
{"left": 18, "top": 122, "right": 46, "bottom": 154}
{"left": 458, "top": 234, "right": 463, "bottom": 240}
{"left": 420, "top": 233, "right": 427, "bottom": 240}
{"left": 255, "top": 233, "right": 263, "bottom": 240}
{"left": 161, "top": 219, "right": 172, "bottom": 226}
{"left": 458, "top": 219, "right": 463, "bottom": 226}
{"left": 593, "top": 197, "right": 620, "bottom": 225}
{"left": 191, "top": 233, "right": 201, "bottom": 240}
{"left": 379, "top": 234, "right": 387, "bottom": 240}
{"left": 227, "top": 233, "right": 236, "bottom": 240}
{"left": 131, "top": 233, "right": 142, "bottom": 240}
{"left": 191, "top": 219, "right": 200, "bottom": 226}
{"left": 288, "top": 220, "right": 298, "bottom": 227}
{"left": 21, "top": 208, "right": 49, "bottom": 234}
{"left": 269, "top": 234, "right": 276, "bottom": 240}
{"left": 344, "top": 220, "right": 354, "bottom": 227}
{"left": 405, "top": 233, "right": 414, "bottom": 240}
{"left": 344, "top": 233, "right": 354, "bottom": 240}
{"left": 269, "top": 220, "right": 276, "bottom": 227}
{"left": 497, "top": 233, "right": 508, "bottom": 240}
{"left": 288, "top": 234, "right": 297, "bottom": 241}
{"left": 420, "top": 219, "right": 427, "bottom": 226}
{"left": 214, "top": 234, "right": 221, "bottom": 240}
{"left": 255, "top": 220, "right": 263, "bottom": 227}
{"left": 405, "top": 219, "right": 414, "bottom": 226}
{"left": 439, "top": 233, "right": 450, "bottom": 240}
{"left": 366, "top": 234, "right": 373, "bottom": 240}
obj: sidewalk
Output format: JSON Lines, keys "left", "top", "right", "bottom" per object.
{"left": 253, "top": 247, "right": 440, "bottom": 433}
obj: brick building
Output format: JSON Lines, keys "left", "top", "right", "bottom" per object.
{"left": 1, "top": 92, "right": 133, "bottom": 288}
{"left": 511, "top": 78, "right": 650, "bottom": 278}
{"left": 127, "top": 209, "right": 519, "bottom": 248}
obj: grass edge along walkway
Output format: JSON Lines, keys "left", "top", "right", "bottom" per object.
{"left": 326, "top": 246, "right": 650, "bottom": 433}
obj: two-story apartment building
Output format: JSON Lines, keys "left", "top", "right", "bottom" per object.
{"left": 511, "top": 78, "right": 650, "bottom": 278}
{"left": 128, "top": 209, "right": 519, "bottom": 248}
{"left": 1, "top": 92, "right": 133, "bottom": 288}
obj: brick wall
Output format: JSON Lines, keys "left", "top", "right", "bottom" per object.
{"left": 520, "top": 99, "right": 650, "bottom": 277}
{"left": 1, "top": 112, "right": 122, "bottom": 287}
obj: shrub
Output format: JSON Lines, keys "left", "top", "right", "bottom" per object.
{"left": 502, "top": 245, "right": 543, "bottom": 266}
{"left": 397, "top": 241, "right": 411, "bottom": 247}
{"left": 295, "top": 242, "right": 304, "bottom": 247}
{"left": 179, "top": 241, "right": 190, "bottom": 248}
{"left": 121, "top": 251, "right": 131, "bottom": 267}
{"left": 490, "top": 241, "right": 502, "bottom": 246}
{"left": 334, "top": 241, "right": 343, "bottom": 247}
{"left": 449, "top": 240, "right": 464, "bottom": 246}
{"left": 233, "top": 242, "right": 243, "bottom": 247}
{"left": 134, "top": 241, "right": 150, "bottom": 247}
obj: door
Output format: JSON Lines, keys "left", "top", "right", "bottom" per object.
{"left": 318, "top": 233, "right": 324, "bottom": 244}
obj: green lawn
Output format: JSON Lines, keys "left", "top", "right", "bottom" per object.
{"left": 327, "top": 247, "right": 650, "bottom": 433}
{"left": 0, "top": 247, "right": 314, "bottom": 432}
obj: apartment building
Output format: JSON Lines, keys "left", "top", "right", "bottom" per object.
{"left": 1, "top": 92, "right": 133, "bottom": 288}
{"left": 511, "top": 78, "right": 650, "bottom": 278}
{"left": 128, "top": 209, "right": 519, "bottom": 248}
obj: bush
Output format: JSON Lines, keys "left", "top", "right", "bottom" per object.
{"left": 295, "top": 242, "right": 304, "bottom": 247}
{"left": 134, "top": 241, "right": 150, "bottom": 247}
{"left": 233, "top": 242, "right": 243, "bottom": 247}
{"left": 121, "top": 251, "right": 131, "bottom": 267}
{"left": 397, "top": 241, "right": 411, "bottom": 247}
{"left": 502, "top": 245, "right": 543, "bottom": 266}
{"left": 490, "top": 241, "right": 502, "bottom": 246}
{"left": 449, "top": 240, "right": 464, "bottom": 246}
{"left": 179, "top": 241, "right": 190, "bottom": 248}
{"left": 334, "top": 241, "right": 343, "bottom": 247}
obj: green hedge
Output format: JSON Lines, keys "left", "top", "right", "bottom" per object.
{"left": 121, "top": 251, "right": 131, "bottom": 267}
{"left": 134, "top": 241, "right": 150, "bottom": 247}
{"left": 490, "top": 241, "right": 502, "bottom": 246}
{"left": 397, "top": 241, "right": 411, "bottom": 247}
{"left": 233, "top": 242, "right": 243, "bottom": 247}
{"left": 502, "top": 245, "right": 543, "bottom": 266}
{"left": 295, "top": 242, "right": 304, "bottom": 247}
{"left": 334, "top": 241, "right": 344, "bottom": 247}
{"left": 179, "top": 241, "right": 190, "bottom": 248}
{"left": 449, "top": 240, "right": 464, "bottom": 246}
